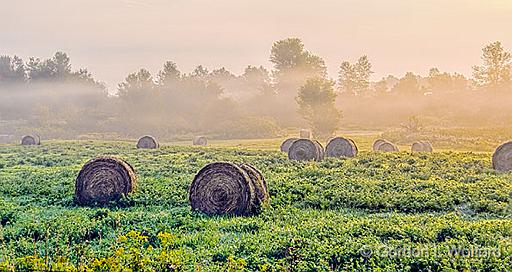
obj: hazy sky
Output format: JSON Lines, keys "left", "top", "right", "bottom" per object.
{"left": 2, "top": 0, "right": 511, "bottom": 90}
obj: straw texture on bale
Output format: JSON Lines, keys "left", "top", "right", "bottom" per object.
{"left": 21, "top": 135, "right": 40, "bottom": 146}
{"left": 189, "top": 162, "right": 269, "bottom": 216}
{"left": 239, "top": 163, "right": 270, "bottom": 213}
{"left": 299, "top": 129, "right": 312, "bottom": 139}
{"left": 349, "top": 139, "right": 359, "bottom": 154}
{"left": 375, "top": 140, "right": 399, "bottom": 152}
{"left": 137, "top": 135, "right": 159, "bottom": 149}
{"left": 193, "top": 136, "right": 208, "bottom": 146}
{"left": 326, "top": 137, "right": 358, "bottom": 158}
{"left": 492, "top": 141, "right": 512, "bottom": 172}
{"left": 288, "top": 139, "right": 323, "bottom": 161}
{"left": 314, "top": 140, "right": 325, "bottom": 161}
{"left": 280, "top": 138, "right": 298, "bottom": 152}
{"left": 373, "top": 139, "right": 387, "bottom": 151}
{"left": 411, "top": 141, "right": 433, "bottom": 153}
{"left": 75, "top": 157, "right": 137, "bottom": 206}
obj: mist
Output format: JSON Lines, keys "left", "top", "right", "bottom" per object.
{"left": 1, "top": 1, "right": 512, "bottom": 144}
{"left": 2, "top": 0, "right": 511, "bottom": 90}
{"left": 1, "top": 37, "right": 512, "bottom": 145}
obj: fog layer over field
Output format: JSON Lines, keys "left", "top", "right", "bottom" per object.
{"left": 1, "top": 39, "right": 511, "bottom": 141}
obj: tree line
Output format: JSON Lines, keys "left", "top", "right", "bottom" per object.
{"left": 0, "top": 39, "right": 511, "bottom": 140}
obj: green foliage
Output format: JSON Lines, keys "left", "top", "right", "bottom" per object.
{"left": 297, "top": 78, "right": 341, "bottom": 139}
{"left": 391, "top": 72, "right": 423, "bottom": 96}
{"left": 0, "top": 141, "right": 511, "bottom": 270}
{"left": 426, "top": 68, "right": 469, "bottom": 94}
{"left": 0, "top": 55, "right": 26, "bottom": 84}
{"left": 382, "top": 126, "right": 512, "bottom": 152}
{"left": 338, "top": 55, "right": 373, "bottom": 96}
{"left": 473, "top": 41, "right": 512, "bottom": 92}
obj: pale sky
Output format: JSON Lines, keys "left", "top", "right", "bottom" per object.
{"left": 1, "top": 0, "right": 511, "bottom": 90}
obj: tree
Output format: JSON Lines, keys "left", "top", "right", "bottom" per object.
{"left": 391, "top": 72, "right": 422, "bottom": 96}
{"left": 71, "top": 68, "right": 106, "bottom": 90}
{"left": 191, "top": 65, "right": 209, "bottom": 80}
{"left": 0, "top": 55, "right": 26, "bottom": 84}
{"left": 374, "top": 78, "right": 389, "bottom": 96}
{"left": 338, "top": 55, "right": 373, "bottom": 96}
{"left": 52, "top": 51, "right": 72, "bottom": 79}
{"left": 269, "top": 38, "right": 327, "bottom": 125}
{"left": 157, "top": 61, "right": 181, "bottom": 87}
{"left": 209, "top": 67, "right": 236, "bottom": 91}
{"left": 117, "top": 68, "right": 155, "bottom": 102}
{"left": 427, "top": 68, "right": 469, "bottom": 94}
{"left": 26, "top": 52, "right": 72, "bottom": 82}
{"left": 242, "top": 65, "right": 272, "bottom": 93}
{"left": 270, "top": 38, "right": 327, "bottom": 94}
{"left": 297, "top": 78, "right": 341, "bottom": 139}
{"left": 473, "top": 41, "right": 511, "bottom": 92}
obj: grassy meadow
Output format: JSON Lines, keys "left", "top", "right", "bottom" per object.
{"left": 0, "top": 134, "right": 511, "bottom": 271}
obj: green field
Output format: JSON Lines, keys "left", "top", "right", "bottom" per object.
{"left": 0, "top": 138, "right": 511, "bottom": 271}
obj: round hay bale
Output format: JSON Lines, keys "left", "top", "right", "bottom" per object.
{"left": 193, "top": 136, "right": 208, "bottom": 146}
{"left": 411, "top": 141, "right": 433, "bottom": 153}
{"left": 288, "top": 139, "right": 322, "bottom": 161}
{"left": 421, "top": 141, "right": 433, "bottom": 152}
{"left": 75, "top": 157, "right": 137, "bottom": 206}
{"left": 373, "top": 139, "right": 387, "bottom": 151}
{"left": 313, "top": 140, "right": 325, "bottom": 161}
{"left": 299, "top": 129, "right": 311, "bottom": 139}
{"left": 348, "top": 138, "right": 359, "bottom": 154}
{"left": 21, "top": 135, "right": 40, "bottom": 146}
{"left": 492, "top": 141, "right": 512, "bottom": 172}
{"left": 376, "top": 140, "right": 399, "bottom": 152}
{"left": 239, "top": 163, "right": 269, "bottom": 213}
{"left": 137, "top": 135, "right": 159, "bottom": 149}
{"left": 189, "top": 162, "right": 256, "bottom": 216}
{"left": 326, "top": 137, "right": 358, "bottom": 158}
{"left": 280, "top": 138, "right": 298, "bottom": 152}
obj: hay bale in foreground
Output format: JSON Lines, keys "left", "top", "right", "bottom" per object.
{"left": 75, "top": 157, "right": 137, "bottom": 206}
{"left": 411, "top": 141, "right": 433, "bottom": 153}
{"left": 21, "top": 135, "right": 40, "bottom": 146}
{"left": 239, "top": 163, "right": 270, "bottom": 213}
{"left": 137, "top": 135, "right": 159, "bottom": 149}
{"left": 189, "top": 162, "right": 269, "bottom": 216}
{"left": 193, "top": 136, "right": 208, "bottom": 146}
{"left": 299, "top": 129, "right": 311, "bottom": 139}
{"left": 375, "top": 140, "right": 399, "bottom": 152}
{"left": 288, "top": 139, "right": 323, "bottom": 161}
{"left": 280, "top": 138, "right": 298, "bottom": 152}
{"left": 492, "top": 141, "right": 512, "bottom": 172}
{"left": 313, "top": 140, "right": 325, "bottom": 161}
{"left": 326, "top": 137, "right": 358, "bottom": 158}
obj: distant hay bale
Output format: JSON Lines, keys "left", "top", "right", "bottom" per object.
{"left": 326, "top": 137, "right": 358, "bottom": 158}
{"left": 375, "top": 140, "right": 399, "bottom": 152}
{"left": 420, "top": 141, "right": 433, "bottom": 152}
{"left": 288, "top": 139, "right": 323, "bottom": 161}
{"left": 75, "top": 157, "right": 137, "bottom": 206}
{"left": 21, "top": 135, "right": 40, "bottom": 146}
{"left": 411, "top": 141, "right": 433, "bottom": 153}
{"left": 280, "top": 138, "right": 298, "bottom": 152}
{"left": 348, "top": 139, "right": 359, "bottom": 154}
{"left": 299, "top": 129, "right": 311, "bottom": 139}
{"left": 372, "top": 139, "right": 387, "bottom": 151}
{"left": 189, "top": 162, "right": 269, "bottom": 216}
{"left": 492, "top": 141, "right": 512, "bottom": 172}
{"left": 137, "top": 135, "right": 159, "bottom": 149}
{"left": 193, "top": 136, "right": 208, "bottom": 146}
